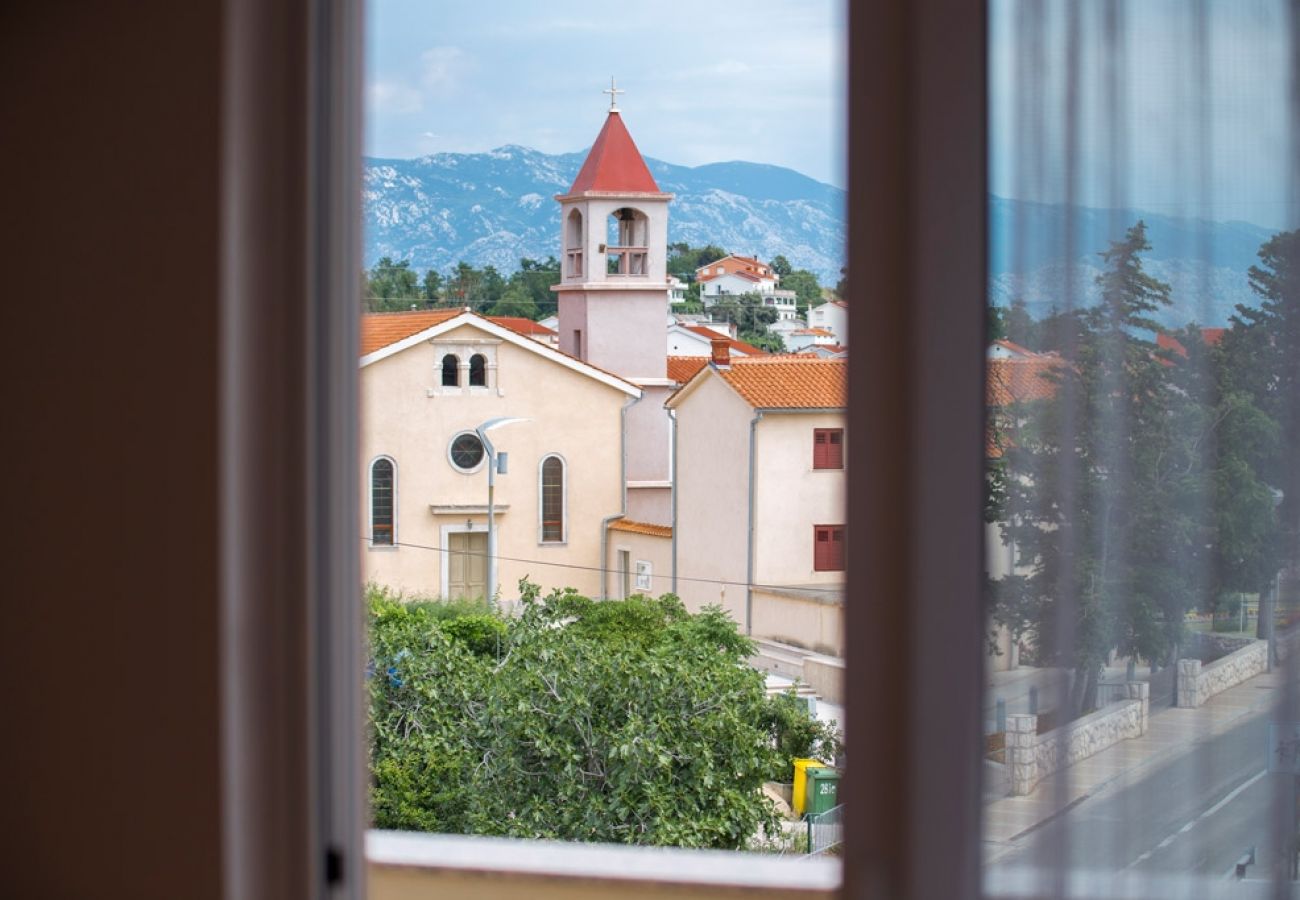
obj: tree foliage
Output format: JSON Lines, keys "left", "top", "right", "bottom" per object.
{"left": 368, "top": 582, "right": 836, "bottom": 848}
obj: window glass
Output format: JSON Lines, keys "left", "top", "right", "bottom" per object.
{"left": 985, "top": 2, "right": 1299, "bottom": 895}
{"left": 370, "top": 457, "right": 394, "bottom": 545}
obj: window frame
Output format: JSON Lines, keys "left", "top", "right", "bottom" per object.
{"left": 441, "top": 352, "right": 460, "bottom": 387}
{"left": 812, "top": 524, "right": 845, "bottom": 572}
{"left": 215, "top": 0, "right": 989, "bottom": 897}
{"left": 538, "top": 453, "right": 567, "bottom": 544}
{"left": 447, "top": 431, "right": 487, "bottom": 474}
{"left": 367, "top": 455, "right": 397, "bottom": 548}
{"left": 468, "top": 352, "right": 487, "bottom": 387}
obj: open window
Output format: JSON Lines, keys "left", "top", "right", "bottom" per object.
{"left": 606, "top": 207, "right": 648, "bottom": 276}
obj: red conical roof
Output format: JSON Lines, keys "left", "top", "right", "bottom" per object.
{"left": 567, "top": 111, "right": 662, "bottom": 194}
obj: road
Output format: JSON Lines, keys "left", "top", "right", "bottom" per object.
{"left": 985, "top": 706, "right": 1299, "bottom": 894}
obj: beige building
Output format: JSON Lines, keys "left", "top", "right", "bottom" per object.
{"left": 668, "top": 345, "right": 847, "bottom": 655}
{"left": 359, "top": 309, "right": 639, "bottom": 602}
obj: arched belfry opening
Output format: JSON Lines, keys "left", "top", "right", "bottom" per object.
{"left": 565, "top": 209, "right": 584, "bottom": 278}
{"left": 605, "top": 207, "right": 648, "bottom": 276}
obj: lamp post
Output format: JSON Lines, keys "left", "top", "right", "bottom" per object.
{"left": 474, "top": 417, "right": 528, "bottom": 606}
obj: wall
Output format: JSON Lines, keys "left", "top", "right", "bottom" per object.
{"left": 360, "top": 322, "right": 628, "bottom": 600}
{"left": 671, "top": 373, "right": 754, "bottom": 628}
{"left": 1176, "top": 640, "right": 1268, "bottom": 709}
{"left": 605, "top": 530, "right": 674, "bottom": 600}
{"left": 1, "top": 3, "right": 224, "bottom": 896}
{"left": 751, "top": 589, "right": 845, "bottom": 658}
{"left": 624, "top": 382, "right": 673, "bottom": 523}
{"left": 752, "top": 413, "right": 847, "bottom": 587}
{"left": 1006, "top": 683, "right": 1149, "bottom": 796}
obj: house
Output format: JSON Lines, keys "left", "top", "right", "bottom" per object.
{"left": 668, "top": 343, "right": 847, "bottom": 656}
{"left": 360, "top": 309, "right": 637, "bottom": 601}
{"left": 807, "top": 299, "right": 848, "bottom": 344}
{"left": 695, "top": 254, "right": 799, "bottom": 321}
{"left": 785, "top": 326, "right": 838, "bottom": 351}
{"left": 666, "top": 321, "right": 766, "bottom": 358}
{"left": 667, "top": 275, "right": 687, "bottom": 306}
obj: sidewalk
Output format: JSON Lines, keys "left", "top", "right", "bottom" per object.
{"left": 981, "top": 665, "right": 1284, "bottom": 865}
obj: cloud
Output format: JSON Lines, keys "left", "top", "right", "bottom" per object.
{"left": 420, "top": 46, "right": 472, "bottom": 94}
{"left": 368, "top": 80, "right": 422, "bottom": 115}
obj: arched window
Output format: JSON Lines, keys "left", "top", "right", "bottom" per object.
{"left": 468, "top": 353, "right": 487, "bottom": 387}
{"left": 370, "top": 457, "right": 395, "bottom": 546}
{"left": 540, "top": 455, "right": 565, "bottom": 543}
{"left": 441, "top": 353, "right": 459, "bottom": 387}
{"left": 566, "top": 209, "right": 584, "bottom": 277}
{"left": 606, "top": 207, "right": 648, "bottom": 276}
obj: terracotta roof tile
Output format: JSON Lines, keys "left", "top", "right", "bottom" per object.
{"left": 488, "top": 316, "right": 555, "bottom": 336}
{"left": 607, "top": 519, "right": 673, "bottom": 538}
{"left": 717, "top": 357, "right": 847, "bottom": 409}
{"left": 683, "top": 325, "right": 765, "bottom": 356}
{"left": 667, "top": 355, "right": 708, "bottom": 384}
{"left": 567, "top": 112, "right": 661, "bottom": 194}
{"left": 986, "top": 356, "right": 1066, "bottom": 406}
{"left": 360, "top": 309, "right": 462, "bottom": 355}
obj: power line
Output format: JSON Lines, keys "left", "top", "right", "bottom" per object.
{"left": 364, "top": 536, "right": 845, "bottom": 596}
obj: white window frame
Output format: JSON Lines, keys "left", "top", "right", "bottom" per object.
{"left": 537, "top": 453, "right": 568, "bottom": 544}
{"left": 367, "top": 454, "right": 398, "bottom": 549}
{"left": 635, "top": 559, "right": 652, "bottom": 591}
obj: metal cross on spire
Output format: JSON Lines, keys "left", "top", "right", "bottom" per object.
{"left": 603, "top": 76, "right": 624, "bottom": 112}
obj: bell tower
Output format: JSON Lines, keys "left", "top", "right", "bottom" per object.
{"left": 553, "top": 84, "right": 675, "bottom": 525}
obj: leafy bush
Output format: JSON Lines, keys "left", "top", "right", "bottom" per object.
{"left": 367, "top": 581, "right": 792, "bottom": 848}
{"left": 438, "top": 613, "right": 507, "bottom": 657}
{"left": 760, "top": 688, "right": 843, "bottom": 783}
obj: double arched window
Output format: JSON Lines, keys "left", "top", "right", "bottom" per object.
{"left": 539, "top": 455, "right": 565, "bottom": 543}
{"left": 369, "top": 456, "right": 396, "bottom": 546}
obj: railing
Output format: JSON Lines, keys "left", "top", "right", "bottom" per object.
{"left": 565, "top": 249, "right": 583, "bottom": 278}
{"left": 606, "top": 246, "right": 648, "bottom": 276}
{"left": 805, "top": 803, "right": 843, "bottom": 857}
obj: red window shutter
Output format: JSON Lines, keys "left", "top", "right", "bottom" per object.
{"left": 814, "top": 525, "right": 845, "bottom": 571}
{"left": 814, "top": 429, "right": 844, "bottom": 470}
{"left": 828, "top": 430, "right": 843, "bottom": 469}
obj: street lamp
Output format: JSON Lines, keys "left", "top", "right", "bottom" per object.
{"left": 474, "top": 416, "right": 528, "bottom": 606}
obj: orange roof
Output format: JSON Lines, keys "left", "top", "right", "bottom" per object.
{"left": 567, "top": 112, "right": 661, "bottom": 194}
{"left": 1156, "top": 328, "right": 1225, "bottom": 362}
{"left": 991, "top": 338, "right": 1036, "bottom": 357}
{"left": 683, "top": 325, "right": 766, "bottom": 356}
{"left": 360, "top": 309, "right": 462, "bottom": 355}
{"left": 667, "top": 355, "right": 708, "bottom": 384}
{"left": 695, "top": 254, "right": 775, "bottom": 283}
{"left": 607, "top": 519, "right": 673, "bottom": 538}
{"left": 712, "top": 357, "right": 847, "bottom": 409}
{"left": 986, "top": 356, "right": 1065, "bottom": 406}
{"left": 488, "top": 316, "right": 555, "bottom": 337}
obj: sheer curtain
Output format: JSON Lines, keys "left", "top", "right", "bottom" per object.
{"left": 983, "top": 1, "right": 1300, "bottom": 896}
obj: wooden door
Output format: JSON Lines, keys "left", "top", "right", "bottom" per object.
{"left": 447, "top": 532, "right": 488, "bottom": 600}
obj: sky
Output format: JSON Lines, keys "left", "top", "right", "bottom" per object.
{"left": 365, "top": 0, "right": 1295, "bottom": 231}
{"left": 364, "top": 0, "right": 848, "bottom": 188}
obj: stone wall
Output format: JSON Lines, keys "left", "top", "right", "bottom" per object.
{"left": 1185, "top": 631, "right": 1254, "bottom": 663}
{"left": 1176, "top": 640, "right": 1267, "bottom": 708}
{"left": 1006, "top": 682, "right": 1149, "bottom": 797}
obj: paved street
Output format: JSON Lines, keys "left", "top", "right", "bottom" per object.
{"left": 984, "top": 667, "right": 1297, "bottom": 896}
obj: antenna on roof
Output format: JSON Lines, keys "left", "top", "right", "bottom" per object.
{"left": 603, "top": 76, "right": 624, "bottom": 112}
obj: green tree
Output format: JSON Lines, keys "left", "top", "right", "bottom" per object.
{"left": 364, "top": 257, "right": 423, "bottom": 312}
{"left": 781, "top": 269, "right": 822, "bottom": 317}
{"left": 488, "top": 283, "right": 537, "bottom": 319}
{"left": 770, "top": 255, "right": 793, "bottom": 278}
{"left": 422, "top": 269, "right": 442, "bottom": 302}
{"left": 367, "top": 583, "right": 827, "bottom": 849}
{"left": 712, "top": 292, "right": 779, "bottom": 337}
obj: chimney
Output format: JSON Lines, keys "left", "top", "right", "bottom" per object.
{"left": 710, "top": 336, "right": 731, "bottom": 370}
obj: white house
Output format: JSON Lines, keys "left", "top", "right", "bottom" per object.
{"left": 668, "top": 344, "right": 847, "bottom": 657}
{"left": 666, "top": 322, "right": 765, "bottom": 358}
{"left": 785, "top": 327, "right": 838, "bottom": 352}
{"left": 808, "top": 300, "right": 848, "bottom": 344}
{"left": 695, "top": 254, "right": 799, "bottom": 321}
{"left": 667, "top": 275, "right": 687, "bottom": 306}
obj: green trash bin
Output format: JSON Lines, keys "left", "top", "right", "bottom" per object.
{"left": 804, "top": 766, "right": 841, "bottom": 816}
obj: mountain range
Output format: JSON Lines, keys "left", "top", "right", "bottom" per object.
{"left": 363, "top": 147, "right": 1283, "bottom": 327}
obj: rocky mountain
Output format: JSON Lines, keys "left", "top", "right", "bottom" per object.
{"left": 363, "top": 146, "right": 1283, "bottom": 327}
{"left": 989, "top": 196, "right": 1280, "bottom": 328}
{"left": 363, "top": 146, "right": 846, "bottom": 283}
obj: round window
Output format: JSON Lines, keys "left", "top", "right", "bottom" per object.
{"left": 449, "top": 432, "right": 485, "bottom": 472}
